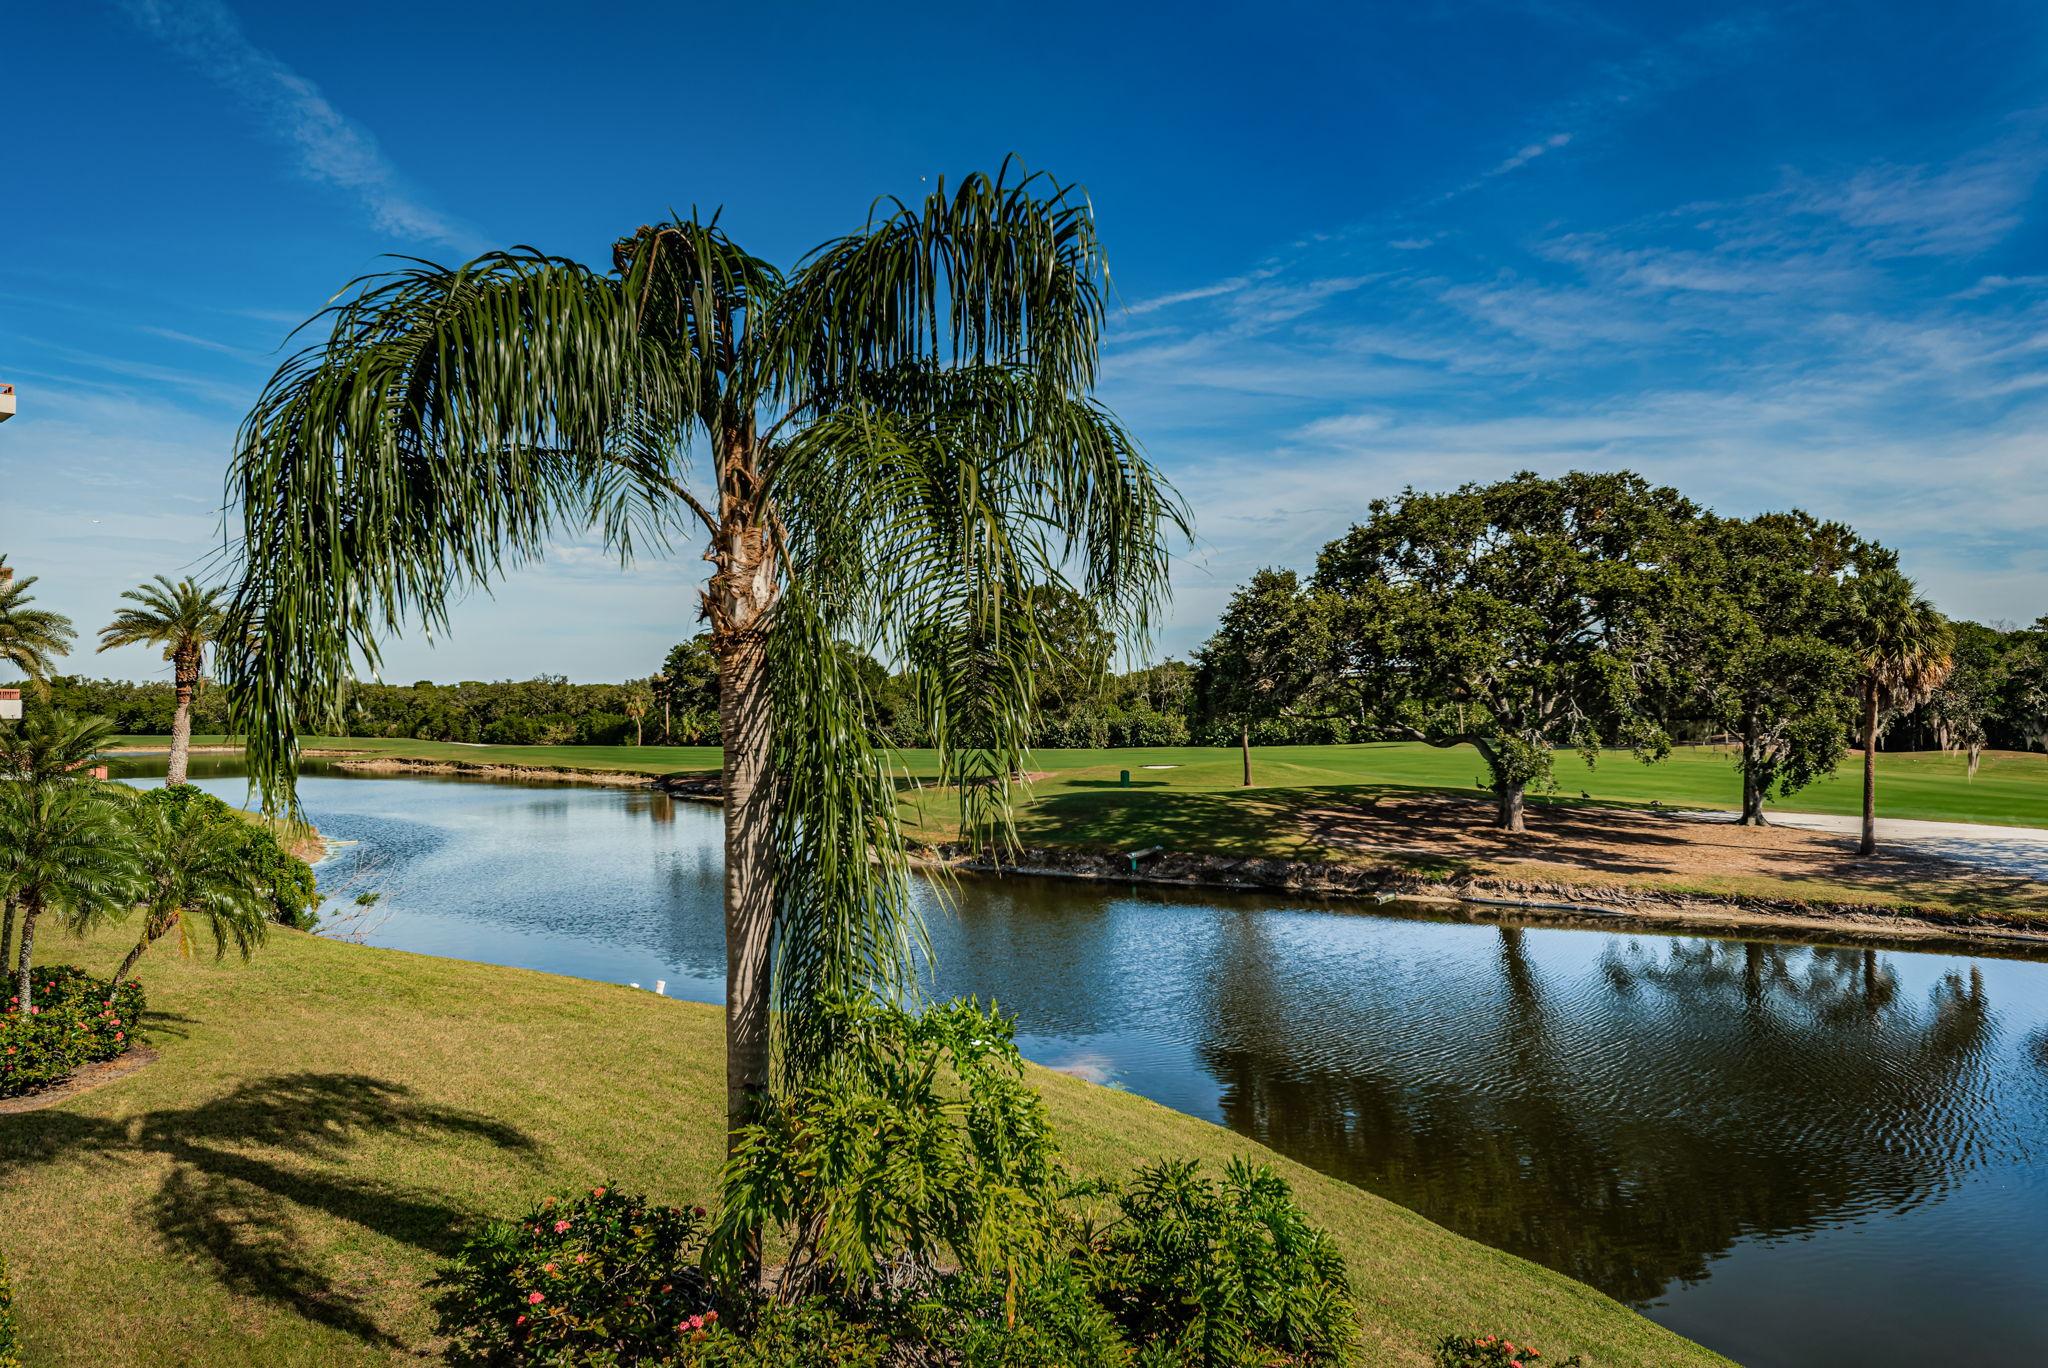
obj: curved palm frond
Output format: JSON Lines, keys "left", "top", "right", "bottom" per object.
{"left": 224, "top": 251, "right": 692, "bottom": 810}
{"left": 0, "top": 558, "right": 78, "bottom": 686}
{"left": 0, "top": 710, "right": 121, "bottom": 787}
{"left": 768, "top": 161, "right": 1109, "bottom": 411}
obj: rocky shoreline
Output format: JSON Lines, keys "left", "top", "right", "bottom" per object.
{"left": 909, "top": 841, "right": 2048, "bottom": 958}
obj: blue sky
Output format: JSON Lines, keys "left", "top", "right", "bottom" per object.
{"left": 4, "top": 0, "right": 2046, "bottom": 684}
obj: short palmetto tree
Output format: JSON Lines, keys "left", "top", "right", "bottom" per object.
{"left": 1845, "top": 569, "right": 1954, "bottom": 857}
{"left": 108, "top": 794, "right": 270, "bottom": 987}
{"left": 0, "top": 711, "right": 129, "bottom": 1000}
{"left": 222, "top": 167, "right": 1183, "bottom": 1152}
{"left": 97, "top": 576, "right": 229, "bottom": 786}
{"left": 0, "top": 555, "right": 77, "bottom": 688}
{"left": 0, "top": 780, "right": 139, "bottom": 1010}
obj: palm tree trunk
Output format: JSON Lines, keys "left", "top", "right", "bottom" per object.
{"left": 1858, "top": 681, "right": 1879, "bottom": 857}
{"left": 0, "top": 897, "right": 14, "bottom": 990}
{"left": 713, "top": 489, "right": 777, "bottom": 1284}
{"left": 107, "top": 911, "right": 175, "bottom": 993}
{"left": 109, "top": 938, "right": 151, "bottom": 991}
{"left": 169, "top": 652, "right": 199, "bottom": 786}
{"left": 1240, "top": 723, "right": 1252, "bottom": 787}
{"left": 712, "top": 487, "right": 778, "bottom": 1138}
{"left": 15, "top": 890, "right": 42, "bottom": 1011}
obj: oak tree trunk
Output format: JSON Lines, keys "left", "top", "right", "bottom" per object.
{"left": 1496, "top": 781, "right": 1526, "bottom": 832}
{"left": 1240, "top": 724, "right": 1252, "bottom": 788}
{"left": 1858, "top": 681, "right": 1879, "bottom": 857}
{"left": 1738, "top": 712, "right": 1769, "bottom": 826}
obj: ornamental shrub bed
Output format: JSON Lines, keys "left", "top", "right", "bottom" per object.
{"left": 440, "top": 998, "right": 1364, "bottom": 1368}
{"left": 0, "top": 966, "right": 143, "bottom": 1097}
{"left": 0, "top": 1250, "right": 20, "bottom": 1368}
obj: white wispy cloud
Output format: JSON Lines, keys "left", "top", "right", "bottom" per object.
{"left": 1488, "top": 132, "right": 1573, "bottom": 177}
{"left": 119, "top": 0, "right": 482, "bottom": 251}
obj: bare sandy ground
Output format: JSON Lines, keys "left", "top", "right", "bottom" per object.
{"left": 1297, "top": 794, "right": 1998, "bottom": 888}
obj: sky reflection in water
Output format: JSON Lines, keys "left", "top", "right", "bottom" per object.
{"left": 124, "top": 757, "right": 2048, "bottom": 1368}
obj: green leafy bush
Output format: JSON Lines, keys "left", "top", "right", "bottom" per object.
{"left": 0, "top": 967, "right": 144, "bottom": 1096}
{"left": 436, "top": 1184, "right": 716, "bottom": 1366}
{"left": 906, "top": 1262, "right": 1128, "bottom": 1368}
{"left": 675, "top": 1300, "right": 884, "bottom": 1367}
{"left": 1433, "top": 1334, "right": 1582, "bottom": 1368}
{"left": 712, "top": 996, "right": 1065, "bottom": 1296}
{"left": 1084, "top": 1158, "right": 1358, "bottom": 1367}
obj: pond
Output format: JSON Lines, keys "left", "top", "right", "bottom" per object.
{"left": 119, "top": 755, "right": 2048, "bottom": 1368}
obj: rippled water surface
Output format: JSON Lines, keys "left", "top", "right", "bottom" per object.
{"left": 124, "top": 757, "right": 2048, "bottom": 1368}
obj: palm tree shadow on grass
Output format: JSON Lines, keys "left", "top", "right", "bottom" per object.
{"left": 1, "top": 1072, "right": 539, "bottom": 1346}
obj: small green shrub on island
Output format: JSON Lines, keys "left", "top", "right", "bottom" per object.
{"left": 1434, "top": 1333, "right": 1583, "bottom": 1368}
{"left": 0, "top": 967, "right": 144, "bottom": 1096}
{"left": 435, "top": 1185, "right": 716, "bottom": 1366}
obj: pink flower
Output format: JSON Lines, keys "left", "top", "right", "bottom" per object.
{"left": 115, "top": 1032, "right": 124, "bottom": 1041}
{"left": 527, "top": 1292, "right": 545, "bottom": 1305}
{"left": 688, "top": 1315, "right": 704, "bottom": 1330}
{"left": 554, "top": 1220, "right": 571, "bottom": 1233}
{"left": 516, "top": 1315, "right": 527, "bottom": 1326}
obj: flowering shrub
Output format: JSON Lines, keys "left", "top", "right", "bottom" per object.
{"left": 675, "top": 1300, "right": 885, "bottom": 1367}
{"left": 437, "top": 1185, "right": 716, "bottom": 1366}
{"left": 0, "top": 1250, "right": 20, "bottom": 1368}
{"left": 1434, "top": 1334, "right": 1583, "bottom": 1368}
{"left": 0, "top": 967, "right": 144, "bottom": 1097}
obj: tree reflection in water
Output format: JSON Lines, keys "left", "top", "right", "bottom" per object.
{"left": 1201, "top": 924, "right": 1994, "bottom": 1305}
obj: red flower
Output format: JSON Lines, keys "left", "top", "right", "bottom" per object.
{"left": 526, "top": 1292, "right": 545, "bottom": 1305}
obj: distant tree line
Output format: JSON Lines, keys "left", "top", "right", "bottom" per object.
{"left": 11, "top": 473, "right": 2045, "bottom": 836}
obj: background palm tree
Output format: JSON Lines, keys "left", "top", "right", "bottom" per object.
{"left": 0, "top": 556, "right": 78, "bottom": 689}
{"left": 108, "top": 793, "right": 270, "bottom": 987}
{"left": 97, "top": 576, "right": 229, "bottom": 785}
{"left": 0, "top": 780, "right": 138, "bottom": 1010}
{"left": 222, "top": 166, "right": 1183, "bottom": 1169}
{"left": 1846, "top": 569, "right": 1954, "bottom": 857}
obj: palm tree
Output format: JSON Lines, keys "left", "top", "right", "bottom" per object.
{"left": 1845, "top": 569, "right": 1954, "bottom": 857}
{"left": 97, "top": 576, "right": 229, "bottom": 785}
{"left": 0, "top": 780, "right": 139, "bottom": 1010}
{"left": 0, "top": 556, "right": 77, "bottom": 688}
{"left": 0, "top": 710, "right": 124, "bottom": 977}
{"left": 107, "top": 794, "right": 270, "bottom": 987}
{"left": 221, "top": 166, "right": 1183, "bottom": 1167}
{"left": 624, "top": 685, "right": 652, "bottom": 747}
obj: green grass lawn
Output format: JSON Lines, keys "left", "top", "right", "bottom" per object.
{"left": 112, "top": 736, "right": 2048, "bottom": 829}
{"left": 0, "top": 928, "right": 1731, "bottom": 1368}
